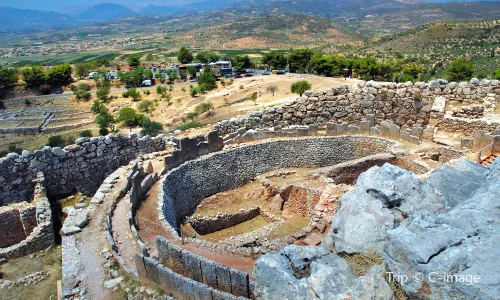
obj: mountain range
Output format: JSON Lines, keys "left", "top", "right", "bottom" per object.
{"left": 1, "top": 0, "right": 499, "bottom": 31}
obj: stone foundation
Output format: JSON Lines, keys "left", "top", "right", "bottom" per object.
{"left": 188, "top": 207, "right": 261, "bottom": 235}
{"left": 160, "top": 136, "right": 399, "bottom": 232}
{"left": 0, "top": 173, "right": 55, "bottom": 259}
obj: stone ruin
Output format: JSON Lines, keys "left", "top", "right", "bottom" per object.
{"left": 0, "top": 79, "right": 500, "bottom": 299}
{"left": 0, "top": 173, "right": 54, "bottom": 259}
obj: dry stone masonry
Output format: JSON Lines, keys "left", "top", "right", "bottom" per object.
{"left": 160, "top": 136, "right": 399, "bottom": 232}
{"left": 0, "top": 173, "right": 54, "bottom": 259}
{"left": 0, "top": 133, "right": 167, "bottom": 205}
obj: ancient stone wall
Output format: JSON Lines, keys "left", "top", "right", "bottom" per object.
{"left": 0, "top": 133, "right": 167, "bottom": 205}
{"left": 0, "top": 173, "right": 55, "bottom": 259}
{"left": 155, "top": 236, "right": 250, "bottom": 298}
{"left": 188, "top": 207, "right": 261, "bottom": 235}
{"left": 438, "top": 115, "right": 500, "bottom": 136}
{"left": 160, "top": 136, "right": 397, "bottom": 231}
{"left": 214, "top": 79, "right": 500, "bottom": 136}
{"left": 135, "top": 254, "right": 244, "bottom": 300}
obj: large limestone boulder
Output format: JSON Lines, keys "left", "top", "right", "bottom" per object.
{"left": 253, "top": 245, "right": 394, "bottom": 300}
{"left": 427, "top": 160, "right": 488, "bottom": 209}
{"left": 383, "top": 159, "right": 500, "bottom": 299}
{"left": 330, "top": 163, "right": 445, "bottom": 255}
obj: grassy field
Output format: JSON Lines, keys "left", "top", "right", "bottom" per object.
{"left": 0, "top": 246, "right": 62, "bottom": 300}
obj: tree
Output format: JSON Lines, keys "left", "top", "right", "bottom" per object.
{"left": 190, "top": 86, "right": 200, "bottom": 97}
{"left": 308, "top": 54, "right": 346, "bottom": 77}
{"left": 262, "top": 52, "right": 287, "bottom": 69}
{"left": 186, "top": 66, "right": 197, "bottom": 78}
{"left": 75, "top": 63, "right": 92, "bottom": 79}
{"left": 70, "top": 83, "right": 91, "bottom": 101}
{"left": 166, "top": 69, "right": 178, "bottom": 81}
{"left": 197, "top": 68, "right": 217, "bottom": 91}
{"left": 250, "top": 92, "right": 258, "bottom": 105}
{"left": 196, "top": 51, "right": 219, "bottom": 63}
{"left": 141, "top": 118, "right": 163, "bottom": 137}
{"left": 119, "top": 67, "right": 153, "bottom": 86}
{"left": 494, "top": 68, "right": 500, "bottom": 80}
{"left": 138, "top": 100, "right": 154, "bottom": 112}
{"left": 123, "top": 88, "right": 141, "bottom": 101}
{"left": 266, "top": 85, "right": 278, "bottom": 96}
{"left": 184, "top": 112, "right": 198, "bottom": 122}
{"left": 445, "top": 58, "right": 475, "bottom": 82}
{"left": 232, "top": 55, "right": 253, "bottom": 71}
{"left": 95, "top": 108, "right": 115, "bottom": 133}
{"left": 79, "top": 130, "right": 93, "bottom": 138}
{"left": 96, "top": 81, "right": 110, "bottom": 101}
{"left": 156, "top": 85, "right": 167, "bottom": 97}
{"left": 116, "top": 107, "right": 140, "bottom": 129}
{"left": 288, "top": 49, "right": 315, "bottom": 73}
{"left": 0, "top": 67, "right": 18, "bottom": 89}
{"left": 128, "top": 55, "right": 141, "bottom": 68}
{"left": 402, "top": 64, "right": 424, "bottom": 79}
{"left": 46, "top": 64, "right": 72, "bottom": 85}
{"left": 47, "top": 135, "right": 66, "bottom": 148}
{"left": 194, "top": 101, "right": 214, "bottom": 116}
{"left": 178, "top": 46, "right": 194, "bottom": 64}
{"left": 22, "top": 66, "right": 46, "bottom": 87}
{"left": 291, "top": 80, "right": 311, "bottom": 97}
{"left": 91, "top": 100, "right": 105, "bottom": 115}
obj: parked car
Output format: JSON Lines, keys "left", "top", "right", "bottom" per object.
{"left": 142, "top": 80, "right": 152, "bottom": 87}
{"left": 233, "top": 74, "right": 242, "bottom": 78}
{"left": 244, "top": 74, "right": 253, "bottom": 77}
{"left": 125, "top": 84, "right": 133, "bottom": 89}
{"left": 189, "top": 78, "right": 197, "bottom": 82}
{"left": 262, "top": 72, "right": 271, "bottom": 75}
{"left": 276, "top": 70, "right": 286, "bottom": 75}
{"left": 166, "top": 81, "right": 174, "bottom": 85}
{"left": 54, "top": 90, "right": 62, "bottom": 94}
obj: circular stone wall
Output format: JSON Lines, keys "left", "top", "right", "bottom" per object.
{"left": 160, "top": 136, "right": 399, "bottom": 231}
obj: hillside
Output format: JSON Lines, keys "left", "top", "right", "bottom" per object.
{"left": 362, "top": 19, "right": 500, "bottom": 75}
{"left": 74, "top": 3, "right": 137, "bottom": 22}
{"left": 357, "top": 1, "right": 500, "bottom": 34}
{"left": 169, "top": 14, "right": 364, "bottom": 50}
{"left": 0, "top": 7, "right": 79, "bottom": 31}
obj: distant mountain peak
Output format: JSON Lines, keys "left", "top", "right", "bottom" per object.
{"left": 74, "top": 2, "right": 137, "bottom": 22}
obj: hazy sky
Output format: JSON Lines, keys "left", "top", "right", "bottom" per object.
{"left": 0, "top": 0, "right": 194, "bottom": 11}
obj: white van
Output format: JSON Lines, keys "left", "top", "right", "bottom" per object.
{"left": 141, "top": 80, "right": 152, "bottom": 86}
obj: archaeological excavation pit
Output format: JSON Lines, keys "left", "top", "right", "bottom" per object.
{"left": 159, "top": 136, "right": 405, "bottom": 253}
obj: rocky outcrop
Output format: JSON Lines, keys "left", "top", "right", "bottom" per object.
{"left": 253, "top": 245, "right": 394, "bottom": 299}
{"left": 384, "top": 159, "right": 500, "bottom": 299}
{"left": 255, "top": 159, "right": 500, "bottom": 299}
{"left": 330, "top": 163, "right": 445, "bottom": 255}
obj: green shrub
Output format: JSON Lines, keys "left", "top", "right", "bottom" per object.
{"left": 99, "top": 127, "right": 109, "bottom": 136}
{"left": 79, "top": 130, "right": 93, "bottom": 138}
{"left": 290, "top": 80, "right": 312, "bottom": 96}
{"left": 177, "top": 121, "right": 205, "bottom": 131}
{"left": 47, "top": 135, "right": 66, "bottom": 148}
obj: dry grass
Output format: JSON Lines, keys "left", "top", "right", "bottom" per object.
{"left": 338, "top": 250, "right": 384, "bottom": 277}
{"left": 337, "top": 250, "right": 409, "bottom": 300}
{"left": 0, "top": 246, "right": 62, "bottom": 300}
{"left": 382, "top": 271, "right": 410, "bottom": 300}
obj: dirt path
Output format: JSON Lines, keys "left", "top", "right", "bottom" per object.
{"left": 72, "top": 168, "right": 128, "bottom": 300}
{"left": 112, "top": 195, "right": 141, "bottom": 271}
{"left": 136, "top": 180, "right": 257, "bottom": 276}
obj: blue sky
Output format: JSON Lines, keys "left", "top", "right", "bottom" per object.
{"left": 0, "top": 0, "right": 193, "bottom": 11}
